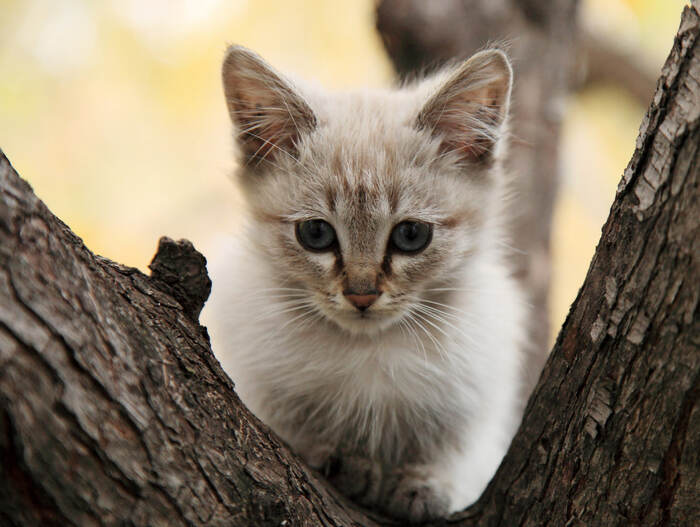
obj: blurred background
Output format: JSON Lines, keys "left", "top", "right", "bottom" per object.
{"left": 0, "top": 0, "right": 687, "bottom": 344}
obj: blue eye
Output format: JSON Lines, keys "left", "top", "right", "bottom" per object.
{"left": 296, "top": 220, "right": 337, "bottom": 251}
{"left": 390, "top": 221, "right": 432, "bottom": 253}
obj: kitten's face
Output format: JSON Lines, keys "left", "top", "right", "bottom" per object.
{"left": 245, "top": 132, "right": 488, "bottom": 335}
{"left": 222, "top": 46, "right": 511, "bottom": 335}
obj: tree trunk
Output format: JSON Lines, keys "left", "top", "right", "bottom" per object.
{"left": 376, "top": 0, "right": 580, "bottom": 395}
{"left": 1, "top": 4, "right": 698, "bottom": 526}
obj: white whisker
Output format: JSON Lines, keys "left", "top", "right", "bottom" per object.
{"left": 405, "top": 309, "right": 448, "bottom": 362}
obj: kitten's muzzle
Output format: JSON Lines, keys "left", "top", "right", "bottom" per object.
{"left": 343, "top": 290, "right": 381, "bottom": 312}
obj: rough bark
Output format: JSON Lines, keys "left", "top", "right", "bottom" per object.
{"left": 0, "top": 4, "right": 698, "bottom": 527}
{"left": 376, "top": 0, "right": 580, "bottom": 396}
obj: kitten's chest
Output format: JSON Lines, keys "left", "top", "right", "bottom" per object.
{"left": 296, "top": 332, "right": 449, "bottom": 404}
{"left": 260, "top": 331, "right": 470, "bottom": 459}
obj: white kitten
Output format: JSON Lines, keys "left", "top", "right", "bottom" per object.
{"left": 204, "top": 45, "right": 526, "bottom": 523}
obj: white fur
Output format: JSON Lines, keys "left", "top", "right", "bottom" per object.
{"left": 206, "top": 236, "right": 524, "bottom": 510}
{"left": 204, "top": 46, "right": 526, "bottom": 518}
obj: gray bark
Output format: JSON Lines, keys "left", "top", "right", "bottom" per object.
{"left": 1, "top": 4, "right": 698, "bottom": 526}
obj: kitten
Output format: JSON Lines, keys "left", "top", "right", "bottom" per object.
{"left": 205, "top": 45, "right": 526, "bottom": 523}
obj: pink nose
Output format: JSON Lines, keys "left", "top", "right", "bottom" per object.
{"left": 343, "top": 291, "right": 380, "bottom": 311}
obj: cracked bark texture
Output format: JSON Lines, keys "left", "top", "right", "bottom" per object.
{"left": 1, "top": 4, "right": 698, "bottom": 526}
{"left": 376, "top": 0, "right": 580, "bottom": 396}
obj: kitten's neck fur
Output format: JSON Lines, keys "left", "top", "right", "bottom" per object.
{"left": 205, "top": 46, "right": 526, "bottom": 522}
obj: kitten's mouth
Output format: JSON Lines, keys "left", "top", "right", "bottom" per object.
{"left": 324, "top": 305, "right": 403, "bottom": 336}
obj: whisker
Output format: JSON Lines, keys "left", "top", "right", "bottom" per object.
{"left": 496, "top": 240, "right": 527, "bottom": 255}
{"left": 414, "top": 302, "right": 462, "bottom": 321}
{"left": 411, "top": 304, "right": 479, "bottom": 348}
{"left": 401, "top": 313, "right": 429, "bottom": 365}
{"left": 239, "top": 129, "right": 315, "bottom": 177}
{"left": 405, "top": 310, "right": 447, "bottom": 362}
{"left": 409, "top": 309, "right": 451, "bottom": 344}
{"left": 248, "top": 298, "right": 317, "bottom": 322}
{"left": 256, "top": 286, "right": 309, "bottom": 293}
{"left": 406, "top": 295, "right": 483, "bottom": 323}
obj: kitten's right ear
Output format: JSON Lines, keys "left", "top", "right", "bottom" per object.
{"left": 222, "top": 46, "right": 317, "bottom": 166}
{"left": 416, "top": 49, "right": 512, "bottom": 164}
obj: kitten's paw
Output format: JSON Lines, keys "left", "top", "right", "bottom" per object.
{"left": 380, "top": 468, "right": 451, "bottom": 524}
{"left": 324, "top": 454, "right": 383, "bottom": 506}
{"left": 300, "top": 443, "right": 335, "bottom": 470}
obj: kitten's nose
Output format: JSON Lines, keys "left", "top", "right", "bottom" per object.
{"left": 343, "top": 290, "right": 380, "bottom": 311}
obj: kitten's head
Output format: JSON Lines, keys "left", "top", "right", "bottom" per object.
{"left": 222, "top": 46, "right": 512, "bottom": 335}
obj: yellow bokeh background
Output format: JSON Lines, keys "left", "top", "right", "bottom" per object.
{"left": 0, "top": 0, "right": 688, "bottom": 344}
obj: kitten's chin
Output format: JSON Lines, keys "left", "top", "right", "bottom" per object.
{"left": 324, "top": 309, "right": 403, "bottom": 336}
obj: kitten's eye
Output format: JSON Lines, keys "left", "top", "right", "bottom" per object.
{"left": 296, "top": 220, "right": 337, "bottom": 251}
{"left": 390, "top": 221, "right": 432, "bottom": 253}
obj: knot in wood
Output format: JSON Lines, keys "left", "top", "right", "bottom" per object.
{"left": 148, "top": 236, "right": 212, "bottom": 321}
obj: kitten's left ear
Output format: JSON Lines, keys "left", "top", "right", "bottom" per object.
{"left": 222, "top": 46, "right": 317, "bottom": 166}
{"left": 416, "top": 49, "right": 512, "bottom": 164}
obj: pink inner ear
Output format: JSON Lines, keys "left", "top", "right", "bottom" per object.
{"left": 230, "top": 85, "right": 296, "bottom": 163}
{"left": 224, "top": 61, "right": 316, "bottom": 166}
{"left": 443, "top": 134, "right": 491, "bottom": 161}
{"left": 434, "top": 100, "right": 503, "bottom": 163}
{"left": 417, "top": 52, "right": 511, "bottom": 165}
{"left": 240, "top": 118, "right": 289, "bottom": 162}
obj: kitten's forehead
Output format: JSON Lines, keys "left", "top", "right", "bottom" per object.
{"left": 317, "top": 139, "right": 409, "bottom": 250}
{"left": 305, "top": 90, "right": 438, "bottom": 214}
{"left": 330, "top": 171, "right": 394, "bottom": 255}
